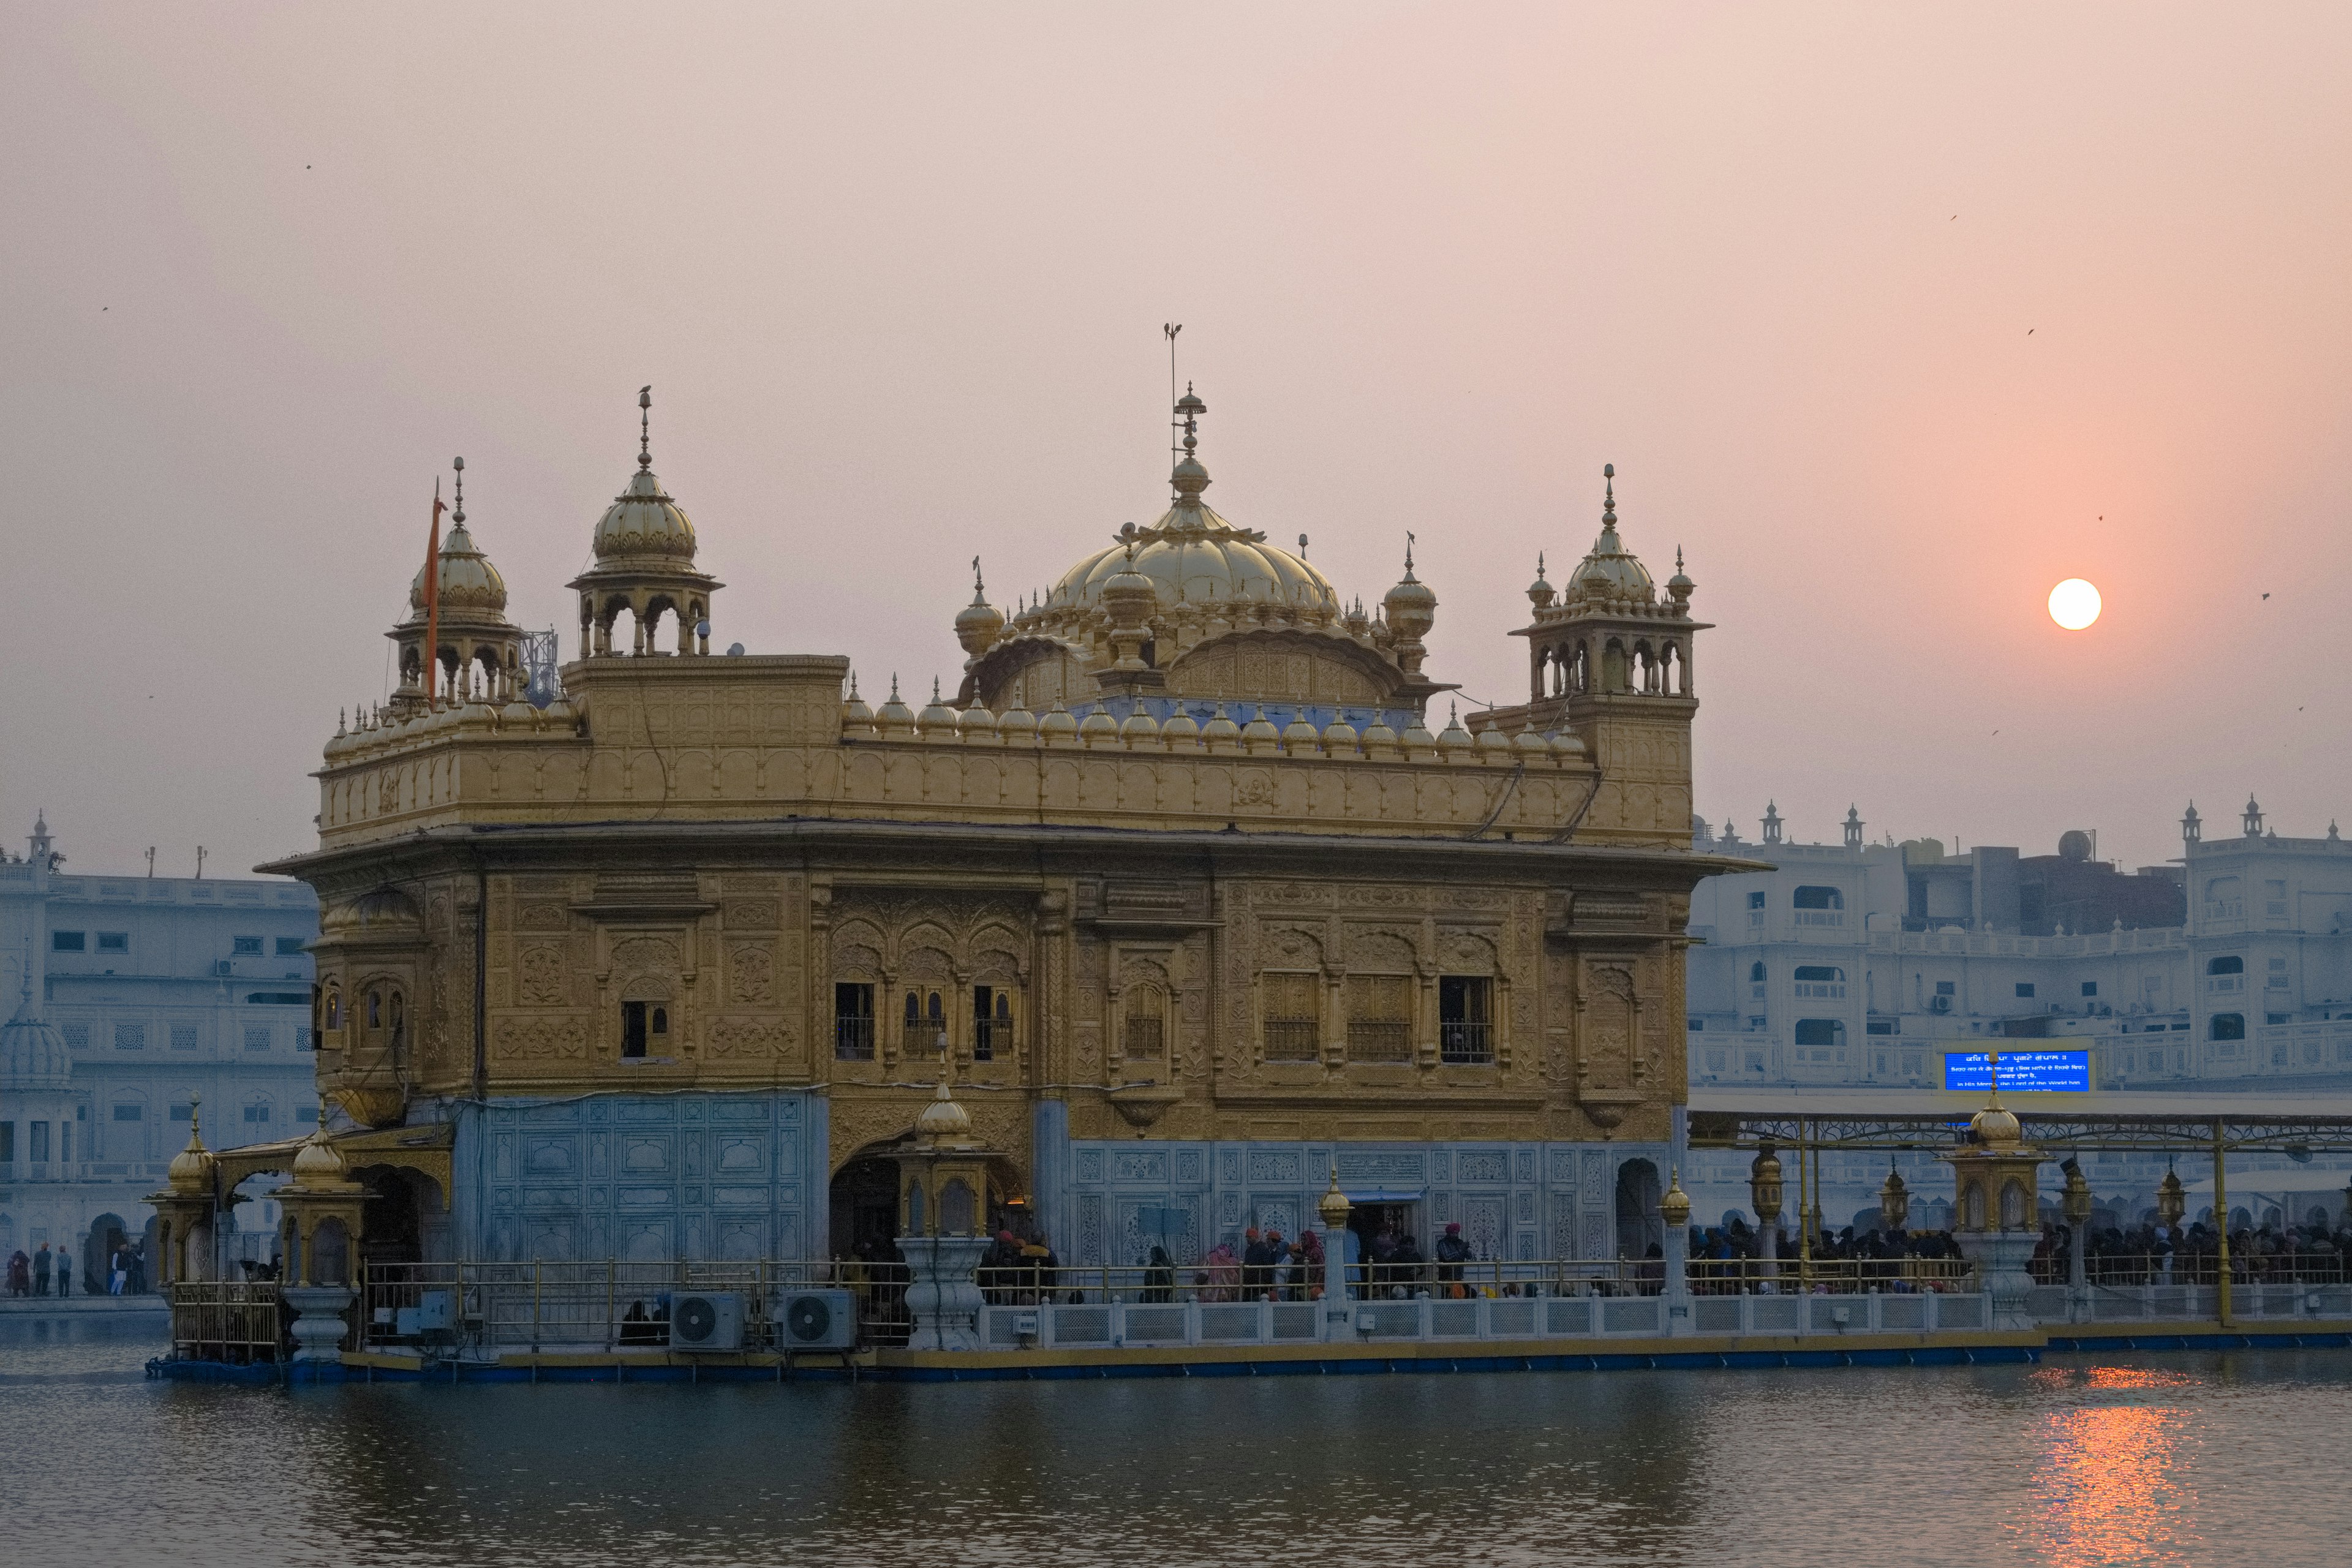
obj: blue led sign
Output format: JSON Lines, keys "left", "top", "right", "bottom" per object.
{"left": 1942, "top": 1050, "right": 2090, "bottom": 1093}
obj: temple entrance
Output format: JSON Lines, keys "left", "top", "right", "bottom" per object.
{"left": 1347, "top": 1200, "right": 1422, "bottom": 1297}
{"left": 1615, "top": 1159, "right": 1662, "bottom": 1259}
{"left": 829, "top": 1156, "right": 901, "bottom": 1262}
{"left": 85, "top": 1213, "right": 129, "bottom": 1295}
{"left": 356, "top": 1166, "right": 423, "bottom": 1273}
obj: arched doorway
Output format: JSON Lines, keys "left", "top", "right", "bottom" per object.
{"left": 1614, "top": 1161, "right": 1662, "bottom": 1259}
{"left": 85, "top": 1213, "right": 129, "bottom": 1295}
{"left": 355, "top": 1165, "right": 424, "bottom": 1273}
{"left": 830, "top": 1155, "right": 901, "bottom": 1262}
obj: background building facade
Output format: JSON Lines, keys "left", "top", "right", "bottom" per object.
{"left": 0, "top": 816, "right": 318, "bottom": 1287}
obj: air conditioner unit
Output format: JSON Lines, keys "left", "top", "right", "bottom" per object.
{"left": 213, "top": 960, "right": 234, "bottom": 977}
{"left": 1931, "top": 994, "right": 1951, "bottom": 1013}
{"left": 774, "top": 1288, "right": 858, "bottom": 1351}
{"left": 669, "top": 1291, "right": 745, "bottom": 1352}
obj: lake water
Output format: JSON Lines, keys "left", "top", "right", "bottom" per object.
{"left": 3, "top": 1314, "right": 2346, "bottom": 1567}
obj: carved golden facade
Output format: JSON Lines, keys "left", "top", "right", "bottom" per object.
{"left": 268, "top": 388, "right": 1739, "bottom": 1268}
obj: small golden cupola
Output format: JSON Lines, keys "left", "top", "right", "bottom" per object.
{"left": 390, "top": 457, "right": 526, "bottom": 709}
{"left": 567, "top": 387, "right": 725, "bottom": 658}
{"left": 167, "top": 1099, "right": 215, "bottom": 1195}
{"left": 1381, "top": 536, "right": 1439, "bottom": 679}
{"left": 953, "top": 560, "right": 1006, "bottom": 657}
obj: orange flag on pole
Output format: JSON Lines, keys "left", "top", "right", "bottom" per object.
{"left": 423, "top": 478, "right": 445, "bottom": 706}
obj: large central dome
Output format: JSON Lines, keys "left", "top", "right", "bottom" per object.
{"left": 1044, "top": 398, "right": 1337, "bottom": 619}
{"left": 1049, "top": 507, "right": 1339, "bottom": 619}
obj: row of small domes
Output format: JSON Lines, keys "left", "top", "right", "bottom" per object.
{"left": 844, "top": 679, "right": 1588, "bottom": 761}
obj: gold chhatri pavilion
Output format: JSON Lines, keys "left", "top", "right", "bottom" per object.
{"left": 243, "top": 384, "right": 1733, "bottom": 1276}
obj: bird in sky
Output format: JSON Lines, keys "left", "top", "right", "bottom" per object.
{"left": 2264, "top": 593, "right": 2272, "bottom": 600}
{"left": 2027, "top": 329, "right": 2035, "bottom": 335}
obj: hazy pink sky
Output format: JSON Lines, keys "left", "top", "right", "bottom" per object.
{"left": 4, "top": 4, "right": 2348, "bottom": 879}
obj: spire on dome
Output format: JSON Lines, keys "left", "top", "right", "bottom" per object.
{"left": 451, "top": 454, "right": 466, "bottom": 525}
{"left": 1170, "top": 382, "right": 1210, "bottom": 508}
{"left": 638, "top": 385, "right": 654, "bottom": 472}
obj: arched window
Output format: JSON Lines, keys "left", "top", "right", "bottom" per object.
{"left": 323, "top": 984, "right": 342, "bottom": 1031}
{"left": 1792, "top": 966, "right": 1845, "bottom": 999}
{"left": 1749, "top": 962, "right": 1766, "bottom": 983}
{"left": 2207, "top": 956, "right": 2244, "bottom": 975}
{"left": 2209, "top": 1012, "right": 2245, "bottom": 1041}
{"left": 366, "top": 989, "right": 382, "bottom": 1031}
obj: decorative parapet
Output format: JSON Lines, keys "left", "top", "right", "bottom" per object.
{"left": 311, "top": 655, "right": 1695, "bottom": 853}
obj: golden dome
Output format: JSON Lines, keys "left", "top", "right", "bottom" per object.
{"left": 591, "top": 392, "right": 696, "bottom": 565}
{"left": 917, "top": 679, "right": 960, "bottom": 735}
{"left": 1568, "top": 466, "right": 1656, "bottom": 604}
{"left": 1382, "top": 547, "right": 1438, "bottom": 639}
{"left": 167, "top": 1101, "right": 213, "bottom": 1194}
{"left": 407, "top": 521, "right": 508, "bottom": 616}
{"left": 954, "top": 567, "right": 1006, "bottom": 655}
{"left": 1049, "top": 514, "right": 1337, "bottom": 624}
{"left": 321, "top": 886, "right": 423, "bottom": 938}
{"left": 1041, "top": 392, "right": 1336, "bottom": 625}
{"left": 291, "top": 1126, "right": 348, "bottom": 1186}
{"left": 1970, "top": 1104, "right": 2023, "bottom": 1148}
{"left": 915, "top": 1079, "right": 972, "bottom": 1140}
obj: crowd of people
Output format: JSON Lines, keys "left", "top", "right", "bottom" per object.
{"left": 2028, "top": 1216, "right": 2352, "bottom": 1287}
{"left": 1682, "top": 1219, "right": 1970, "bottom": 1294}
{"left": 4, "top": 1241, "right": 147, "bottom": 1298}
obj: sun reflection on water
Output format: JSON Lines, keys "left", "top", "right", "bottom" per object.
{"left": 2029, "top": 1371, "right": 2200, "bottom": 1568}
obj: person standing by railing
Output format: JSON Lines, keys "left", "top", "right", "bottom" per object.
{"left": 1434, "top": 1223, "right": 1472, "bottom": 1297}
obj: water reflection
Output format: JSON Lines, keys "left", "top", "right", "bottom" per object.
{"left": 4, "top": 1319, "right": 2349, "bottom": 1568}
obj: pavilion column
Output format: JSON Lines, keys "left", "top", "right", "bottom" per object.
{"left": 1659, "top": 1169, "right": 1692, "bottom": 1335}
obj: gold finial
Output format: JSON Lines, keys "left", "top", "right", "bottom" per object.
{"left": 1660, "top": 1166, "right": 1692, "bottom": 1228}
{"left": 1602, "top": 462, "right": 1616, "bottom": 526}
{"left": 1403, "top": 530, "right": 1417, "bottom": 578}
{"left": 451, "top": 455, "right": 465, "bottom": 525}
{"left": 1317, "top": 1164, "right": 1351, "bottom": 1228}
{"left": 637, "top": 385, "right": 653, "bottom": 472}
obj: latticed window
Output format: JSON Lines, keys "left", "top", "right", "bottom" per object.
{"left": 1346, "top": 975, "right": 1414, "bottom": 1063}
{"left": 1123, "top": 986, "right": 1166, "bottom": 1061}
{"left": 1438, "top": 975, "right": 1493, "bottom": 1064}
{"left": 1261, "top": 972, "right": 1321, "bottom": 1061}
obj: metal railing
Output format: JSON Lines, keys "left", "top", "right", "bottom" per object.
{"left": 1439, "top": 1021, "right": 1493, "bottom": 1065}
{"left": 833, "top": 1015, "right": 875, "bottom": 1060}
{"left": 2027, "top": 1249, "right": 2352, "bottom": 1289}
{"left": 974, "top": 1253, "right": 1976, "bottom": 1305}
{"left": 168, "top": 1281, "right": 287, "bottom": 1363}
{"left": 355, "top": 1260, "right": 904, "bottom": 1353}
{"left": 1260, "top": 1019, "right": 1320, "bottom": 1061}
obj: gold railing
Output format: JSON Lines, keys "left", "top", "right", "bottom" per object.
{"left": 357, "top": 1260, "right": 900, "bottom": 1352}
{"left": 168, "top": 1281, "right": 287, "bottom": 1362}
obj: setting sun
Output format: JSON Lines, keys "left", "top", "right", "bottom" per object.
{"left": 2049, "top": 578, "right": 2102, "bottom": 630}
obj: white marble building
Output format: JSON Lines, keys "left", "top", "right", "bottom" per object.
{"left": 0, "top": 815, "right": 319, "bottom": 1290}
{"left": 1678, "top": 798, "right": 2352, "bottom": 1233}
{"left": 1686, "top": 797, "right": 2352, "bottom": 1091}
